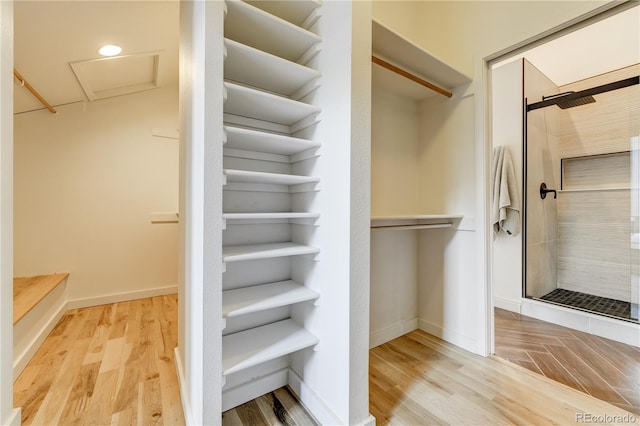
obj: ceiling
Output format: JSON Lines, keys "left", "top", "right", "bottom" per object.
{"left": 493, "top": 6, "right": 639, "bottom": 86}
{"left": 14, "top": 1, "right": 179, "bottom": 114}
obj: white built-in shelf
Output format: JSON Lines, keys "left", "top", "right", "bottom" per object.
{"left": 224, "top": 126, "right": 320, "bottom": 156}
{"left": 559, "top": 187, "right": 632, "bottom": 193}
{"left": 222, "top": 318, "right": 318, "bottom": 376}
{"left": 224, "top": 212, "right": 320, "bottom": 221}
{"left": 223, "top": 242, "right": 320, "bottom": 263}
{"left": 224, "top": 39, "right": 320, "bottom": 98}
{"left": 372, "top": 20, "right": 472, "bottom": 96}
{"left": 223, "top": 169, "right": 319, "bottom": 186}
{"left": 224, "top": 82, "right": 320, "bottom": 126}
{"left": 225, "top": 0, "right": 321, "bottom": 63}
{"left": 223, "top": 280, "right": 319, "bottom": 318}
{"left": 371, "top": 214, "right": 464, "bottom": 231}
{"left": 246, "top": 0, "right": 321, "bottom": 27}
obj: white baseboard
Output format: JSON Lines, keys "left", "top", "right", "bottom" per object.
{"left": 369, "top": 318, "right": 418, "bottom": 348}
{"left": 13, "top": 288, "right": 67, "bottom": 379}
{"left": 3, "top": 408, "right": 21, "bottom": 426}
{"left": 174, "top": 347, "right": 196, "bottom": 426}
{"left": 353, "top": 414, "right": 377, "bottom": 426}
{"left": 418, "top": 319, "right": 477, "bottom": 354}
{"left": 222, "top": 367, "right": 288, "bottom": 412}
{"left": 494, "top": 297, "right": 521, "bottom": 313}
{"left": 288, "top": 369, "right": 344, "bottom": 425}
{"left": 67, "top": 285, "right": 178, "bottom": 309}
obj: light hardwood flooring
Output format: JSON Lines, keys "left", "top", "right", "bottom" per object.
{"left": 370, "top": 330, "right": 638, "bottom": 425}
{"left": 494, "top": 307, "right": 640, "bottom": 415}
{"left": 222, "top": 387, "right": 318, "bottom": 426}
{"left": 13, "top": 294, "right": 184, "bottom": 425}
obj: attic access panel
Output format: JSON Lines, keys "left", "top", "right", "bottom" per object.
{"left": 70, "top": 51, "right": 163, "bottom": 101}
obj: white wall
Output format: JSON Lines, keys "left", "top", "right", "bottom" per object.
{"left": 491, "top": 60, "right": 523, "bottom": 311}
{"left": 0, "top": 1, "right": 20, "bottom": 424}
{"left": 373, "top": 1, "right": 611, "bottom": 79}
{"left": 370, "top": 87, "right": 420, "bottom": 347}
{"left": 13, "top": 85, "right": 179, "bottom": 303}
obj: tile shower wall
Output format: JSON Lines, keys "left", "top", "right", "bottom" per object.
{"left": 557, "top": 65, "right": 639, "bottom": 303}
{"left": 524, "top": 59, "right": 560, "bottom": 298}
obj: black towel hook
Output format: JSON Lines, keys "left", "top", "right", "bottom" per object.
{"left": 540, "top": 182, "right": 557, "bottom": 199}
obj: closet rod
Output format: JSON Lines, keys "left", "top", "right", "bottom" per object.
{"left": 371, "top": 55, "right": 453, "bottom": 98}
{"left": 13, "top": 69, "right": 57, "bottom": 114}
{"left": 371, "top": 223, "right": 452, "bottom": 231}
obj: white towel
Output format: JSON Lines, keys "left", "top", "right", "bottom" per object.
{"left": 492, "top": 146, "right": 520, "bottom": 237}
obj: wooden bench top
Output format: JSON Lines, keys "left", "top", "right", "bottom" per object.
{"left": 13, "top": 273, "right": 69, "bottom": 325}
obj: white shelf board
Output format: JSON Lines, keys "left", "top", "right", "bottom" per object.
{"left": 222, "top": 242, "right": 320, "bottom": 263}
{"left": 225, "top": 0, "right": 321, "bottom": 63}
{"left": 371, "top": 214, "right": 464, "bottom": 228}
{"left": 224, "top": 126, "right": 320, "bottom": 156}
{"left": 372, "top": 20, "right": 472, "bottom": 91}
{"left": 223, "top": 212, "right": 319, "bottom": 220}
{"left": 224, "top": 82, "right": 320, "bottom": 126}
{"left": 223, "top": 280, "right": 319, "bottom": 318}
{"left": 245, "top": 0, "right": 321, "bottom": 27}
{"left": 224, "top": 169, "right": 319, "bottom": 186}
{"left": 222, "top": 319, "right": 318, "bottom": 376}
{"left": 224, "top": 39, "right": 320, "bottom": 97}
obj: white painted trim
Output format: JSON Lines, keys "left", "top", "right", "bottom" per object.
{"left": 3, "top": 408, "right": 21, "bottom": 426}
{"left": 352, "top": 414, "right": 377, "bottom": 426}
{"left": 222, "top": 367, "right": 288, "bottom": 412}
{"left": 174, "top": 347, "right": 195, "bottom": 426}
{"left": 13, "top": 295, "right": 67, "bottom": 379}
{"left": 369, "top": 318, "right": 418, "bottom": 349}
{"left": 67, "top": 285, "right": 178, "bottom": 309}
{"left": 418, "top": 319, "right": 476, "bottom": 354}
{"left": 288, "top": 369, "right": 344, "bottom": 426}
{"left": 521, "top": 299, "right": 640, "bottom": 348}
{"left": 494, "top": 297, "right": 522, "bottom": 313}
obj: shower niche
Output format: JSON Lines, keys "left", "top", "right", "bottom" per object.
{"left": 523, "top": 60, "right": 640, "bottom": 324}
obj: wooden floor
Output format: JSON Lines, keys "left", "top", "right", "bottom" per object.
{"left": 494, "top": 307, "right": 640, "bottom": 415}
{"left": 222, "top": 387, "right": 318, "bottom": 426}
{"left": 13, "top": 294, "right": 184, "bottom": 425}
{"left": 370, "top": 330, "right": 638, "bottom": 425}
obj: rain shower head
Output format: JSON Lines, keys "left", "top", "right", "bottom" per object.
{"left": 556, "top": 94, "right": 596, "bottom": 109}
{"left": 542, "top": 91, "right": 596, "bottom": 109}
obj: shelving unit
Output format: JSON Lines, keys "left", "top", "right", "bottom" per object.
{"left": 224, "top": 125, "right": 320, "bottom": 156}
{"left": 220, "top": 0, "right": 323, "bottom": 412}
{"left": 223, "top": 169, "right": 319, "bottom": 186}
{"left": 222, "top": 319, "right": 319, "bottom": 376}
{"left": 223, "top": 280, "right": 319, "bottom": 318}
{"left": 224, "top": 82, "right": 321, "bottom": 125}
{"left": 371, "top": 214, "right": 464, "bottom": 231}
{"left": 225, "top": 0, "right": 321, "bottom": 63}
{"left": 223, "top": 242, "right": 319, "bottom": 263}
{"left": 224, "top": 39, "right": 320, "bottom": 98}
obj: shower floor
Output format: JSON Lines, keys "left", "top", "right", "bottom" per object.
{"left": 539, "top": 288, "right": 638, "bottom": 323}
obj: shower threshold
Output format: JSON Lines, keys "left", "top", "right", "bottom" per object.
{"left": 536, "top": 288, "right": 639, "bottom": 324}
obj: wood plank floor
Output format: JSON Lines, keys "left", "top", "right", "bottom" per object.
{"left": 371, "top": 330, "right": 638, "bottom": 425}
{"left": 13, "top": 294, "right": 185, "bottom": 425}
{"left": 222, "top": 387, "right": 318, "bottom": 426}
{"left": 494, "top": 307, "right": 640, "bottom": 415}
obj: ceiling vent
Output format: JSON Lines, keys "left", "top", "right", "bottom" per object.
{"left": 70, "top": 51, "right": 163, "bottom": 101}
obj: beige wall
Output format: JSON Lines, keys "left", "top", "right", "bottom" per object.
{"left": 14, "top": 85, "right": 179, "bottom": 302}
{"left": 373, "top": 0, "right": 611, "bottom": 77}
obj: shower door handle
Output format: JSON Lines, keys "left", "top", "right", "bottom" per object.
{"left": 540, "top": 182, "right": 557, "bottom": 199}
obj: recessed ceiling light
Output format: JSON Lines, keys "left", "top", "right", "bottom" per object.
{"left": 99, "top": 44, "right": 122, "bottom": 57}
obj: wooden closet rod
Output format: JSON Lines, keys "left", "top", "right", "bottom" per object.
{"left": 372, "top": 55, "right": 453, "bottom": 98}
{"left": 13, "top": 69, "right": 57, "bottom": 114}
